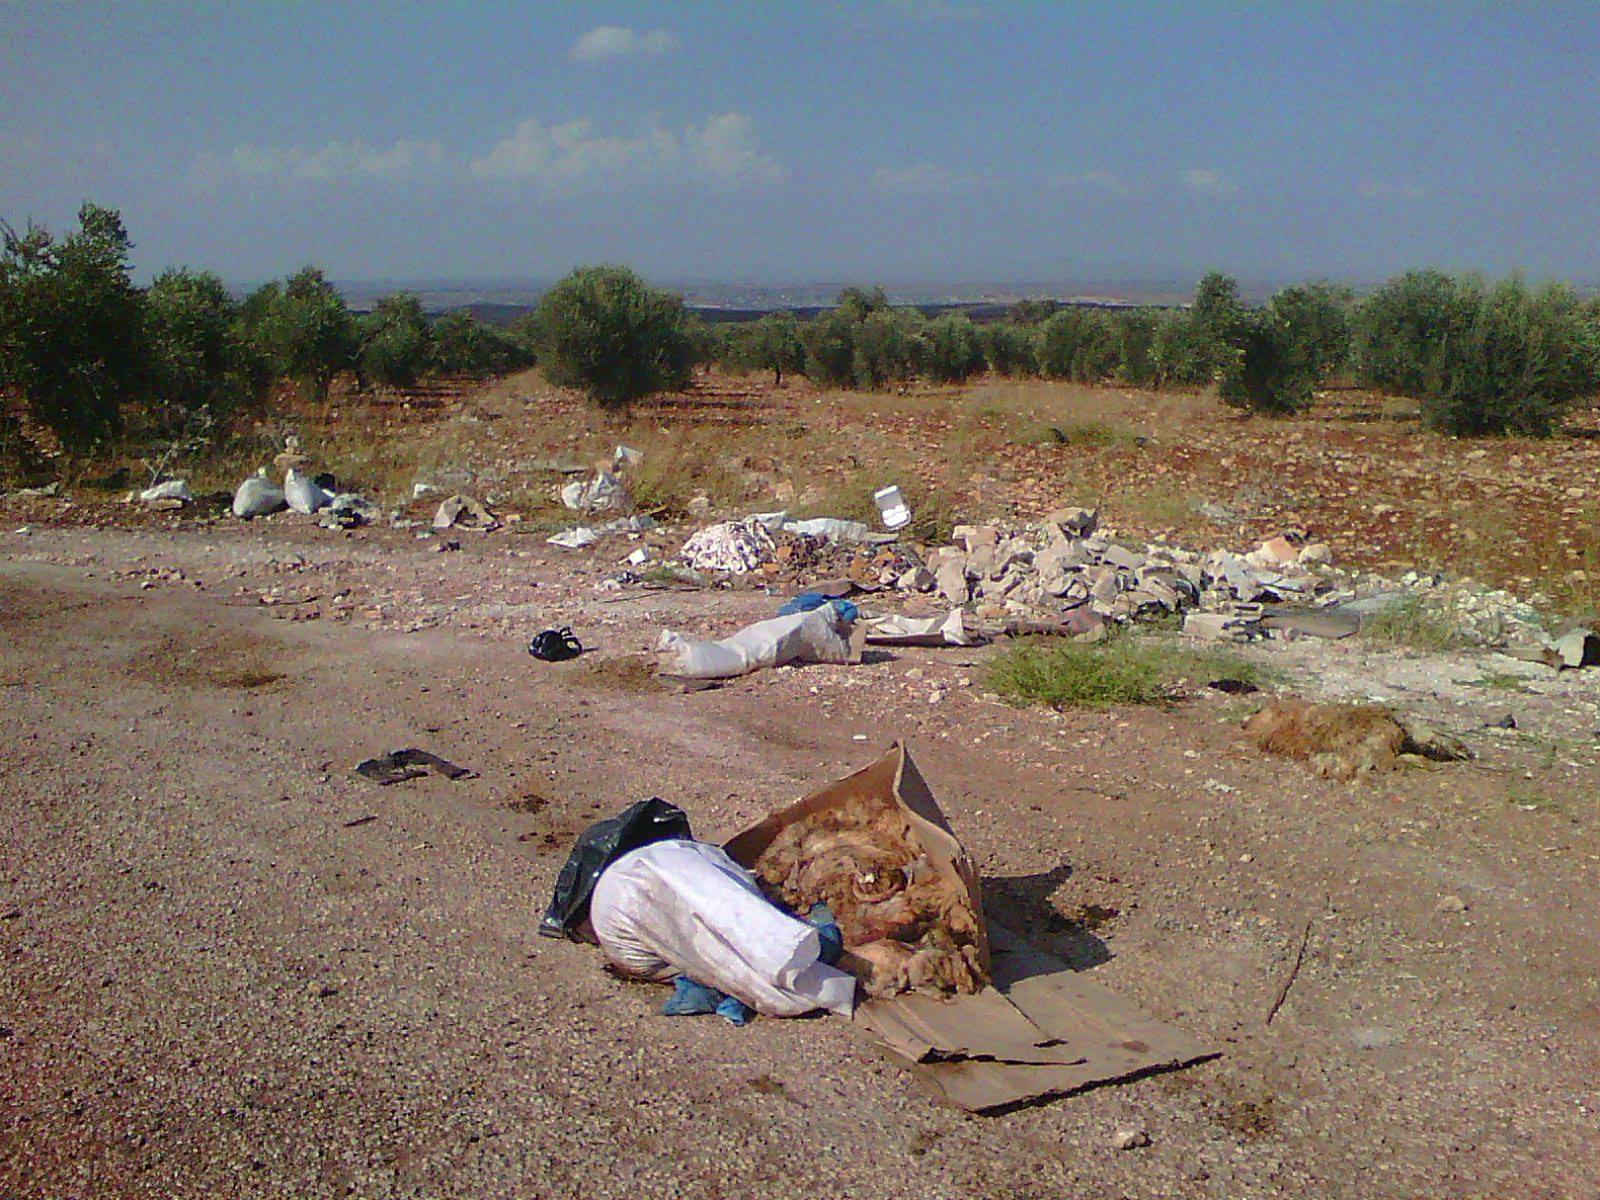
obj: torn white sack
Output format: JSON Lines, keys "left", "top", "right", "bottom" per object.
{"left": 590, "top": 838, "right": 856, "bottom": 1017}
{"left": 656, "top": 606, "right": 853, "bottom": 679}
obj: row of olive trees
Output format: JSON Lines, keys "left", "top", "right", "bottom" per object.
{"left": 0, "top": 204, "right": 532, "bottom": 455}
{"left": 702, "top": 271, "right": 1600, "bottom": 436}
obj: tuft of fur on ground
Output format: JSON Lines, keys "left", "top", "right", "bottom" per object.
{"left": 1244, "top": 697, "right": 1472, "bottom": 781}
{"left": 749, "top": 793, "right": 987, "bottom": 999}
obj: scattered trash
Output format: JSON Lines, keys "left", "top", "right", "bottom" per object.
{"left": 561, "top": 470, "right": 630, "bottom": 514}
{"left": 783, "top": 516, "right": 889, "bottom": 545}
{"left": 777, "top": 593, "right": 861, "bottom": 622}
{"left": 548, "top": 526, "right": 599, "bottom": 549}
{"left": 354, "top": 748, "right": 475, "bottom": 786}
{"left": 318, "top": 493, "right": 379, "bottom": 529}
{"left": 342, "top": 814, "right": 378, "bottom": 828}
{"left": 612, "top": 444, "right": 644, "bottom": 468}
{"left": 590, "top": 837, "right": 857, "bottom": 1018}
{"left": 625, "top": 546, "right": 651, "bottom": 566}
{"left": 284, "top": 468, "right": 333, "bottom": 515}
{"left": 874, "top": 484, "right": 911, "bottom": 531}
{"left": 724, "top": 744, "right": 1216, "bottom": 1111}
{"left": 657, "top": 605, "right": 857, "bottom": 679}
{"left": 232, "top": 471, "right": 287, "bottom": 519}
{"left": 1484, "top": 712, "right": 1518, "bottom": 730}
{"left": 1243, "top": 698, "right": 1471, "bottom": 781}
{"left": 139, "top": 479, "right": 192, "bottom": 504}
{"left": 4, "top": 482, "right": 60, "bottom": 500}
{"left": 541, "top": 798, "right": 693, "bottom": 939}
{"left": 864, "top": 609, "right": 975, "bottom": 647}
{"left": 528, "top": 626, "right": 584, "bottom": 662}
{"left": 1207, "top": 678, "right": 1260, "bottom": 695}
{"left": 432, "top": 494, "right": 498, "bottom": 532}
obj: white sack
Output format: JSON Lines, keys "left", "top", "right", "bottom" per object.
{"left": 864, "top": 608, "right": 974, "bottom": 647}
{"left": 590, "top": 838, "right": 856, "bottom": 1018}
{"left": 232, "top": 474, "right": 286, "bottom": 519}
{"left": 561, "top": 470, "right": 629, "bottom": 513}
{"left": 284, "top": 468, "right": 333, "bottom": 515}
{"left": 656, "top": 606, "right": 853, "bottom": 680}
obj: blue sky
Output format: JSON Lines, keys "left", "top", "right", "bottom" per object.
{"left": 4, "top": 2, "right": 1598, "bottom": 288}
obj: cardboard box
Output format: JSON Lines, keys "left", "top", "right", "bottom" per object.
{"left": 725, "top": 743, "right": 1217, "bottom": 1113}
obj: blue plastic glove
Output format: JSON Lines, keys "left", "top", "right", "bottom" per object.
{"left": 662, "top": 975, "right": 724, "bottom": 1016}
{"left": 807, "top": 902, "right": 845, "bottom": 967}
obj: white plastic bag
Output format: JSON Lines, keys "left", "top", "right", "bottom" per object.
{"left": 284, "top": 468, "right": 333, "bottom": 515}
{"left": 139, "top": 479, "right": 192, "bottom": 504}
{"left": 232, "top": 473, "right": 286, "bottom": 519}
{"left": 589, "top": 839, "right": 856, "bottom": 1017}
{"left": 656, "top": 606, "right": 853, "bottom": 679}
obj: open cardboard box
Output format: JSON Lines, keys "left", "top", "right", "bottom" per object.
{"left": 724, "top": 742, "right": 1217, "bottom": 1113}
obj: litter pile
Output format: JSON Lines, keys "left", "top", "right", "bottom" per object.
{"left": 678, "top": 513, "right": 912, "bottom": 585}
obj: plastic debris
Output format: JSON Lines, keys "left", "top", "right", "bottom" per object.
{"left": 874, "top": 484, "right": 912, "bottom": 531}
{"left": 232, "top": 472, "right": 287, "bottom": 519}
{"left": 657, "top": 605, "right": 856, "bottom": 679}
{"left": 432, "top": 494, "right": 498, "bottom": 531}
{"left": 354, "top": 748, "right": 475, "bottom": 786}
{"left": 548, "top": 527, "right": 599, "bottom": 549}
{"left": 560, "top": 470, "right": 630, "bottom": 514}
{"left": 284, "top": 468, "right": 333, "bottom": 515}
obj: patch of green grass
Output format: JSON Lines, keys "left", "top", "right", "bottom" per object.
{"left": 1020, "top": 418, "right": 1138, "bottom": 448}
{"left": 1473, "top": 670, "right": 1533, "bottom": 693}
{"left": 1361, "top": 595, "right": 1473, "bottom": 653}
{"left": 985, "top": 632, "right": 1272, "bottom": 710}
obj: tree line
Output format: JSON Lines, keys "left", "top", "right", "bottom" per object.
{"left": 0, "top": 203, "right": 533, "bottom": 458}
{"left": 4, "top": 203, "right": 1599, "bottom": 466}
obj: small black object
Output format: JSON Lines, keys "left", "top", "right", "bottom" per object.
{"left": 1207, "top": 678, "right": 1260, "bottom": 695}
{"left": 529, "top": 626, "right": 583, "bottom": 662}
{"left": 1485, "top": 712, "right": 1518, "bottom": 730}
{"left": 355, "top": 748, "right": 475, "bottom": 786}
{"left": 539, "top": 799, "right": 692, "bottom": 940}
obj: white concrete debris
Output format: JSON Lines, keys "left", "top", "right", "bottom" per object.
{"left": 560, "top": 470, "right": 630, "bottom": 514}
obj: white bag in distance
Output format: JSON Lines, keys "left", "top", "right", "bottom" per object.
{"left": 657, "top": 606, "right": 853, "bottom": 679}
{"left": 589, "top": 838, "right": 856, "bottom": 1017}
{"left": 284, "top": 468, "right": 333, "bottom": 514}
{"left": 232, "top": 472, "right": 287, "bottom": 519}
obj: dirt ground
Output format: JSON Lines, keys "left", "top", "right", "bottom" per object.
{"left": 4, "top": 483, "right": 1599, "bottom": 1198}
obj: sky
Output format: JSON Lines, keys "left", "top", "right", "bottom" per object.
{"left": 4, "top": 1, "right": 1599, "bottom": 290}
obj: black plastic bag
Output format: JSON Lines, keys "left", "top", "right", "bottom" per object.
{"left": 538, "top": 798, "right": 692, "bottom": 940}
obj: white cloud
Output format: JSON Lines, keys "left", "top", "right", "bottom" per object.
{"left": 570, "top": 25, "right": 678, "bottom": 62}
{"left": 470, "top": 112, "right": 785, "bottom": 190}
{"left": 1357, "top": 178, "right": 1427, "bottom": 201}
{"left": 870, "top": 162, "right": 981, "bottom": 192}
{"left": 195, "top": 138, "right": 444, "bottom": 184}
{"left": 1181, "top": 167, "right": 1238, "bottom": 197}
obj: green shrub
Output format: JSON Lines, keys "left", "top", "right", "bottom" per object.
{"left": 851, "top": 307, "right": 924, "bottom": 390}
{"left": 798, "top": 306, "right": 857, "bottom": 386}
{"left": 726, "top": 312, "right": 805, "bottom": 384}
{"left": 920, "top": 313, "right": 985, "bottom": 383}
{"left": 357, "top": 293, "right": 433, "bottom": 388}
{"left": 1269, "top": 282, "right": 1352, "bottom": 382}
{"left": 0, "top": 203, "right": 144, "bottom": 450}
{"left": 431, "top": 311, "right": 532, "bottom": 376}
{"left": 1355, "top": 271, "right": 1600, "bottom": 435}
{"left": 1111, "top": 310, "right": 1160, "bottom": 387}
{"left": 1007, "top": 297, "right": 1058, "bottom": 325}
{"left": 1426, "top": 277, "right": 1600, "bottom": 436}
{"left": 1352, "top": 269, "right": 1479, "bottom": 398}
{"left": 1218, "top": 307, "right": 1318, "bottom": 415}
{"left": 143, "top": 268, "right": 267, "bottom": 432}
{"left": 985, "top": 636, "right": 1167, "bottom": 709}
{"left": 978, "top": 321, "right": 1038, "bottom": 376}
{"left": 243, "top": 266, "right": 356, "bottom": 403}
{"left": 1038, "top": 308, "right": 1118, "bottom": 382}
{"left": 534, "top": 265, "right": 696, "bottom": 408}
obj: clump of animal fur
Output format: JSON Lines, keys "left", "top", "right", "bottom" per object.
{"left": 750, "top": 795, "right": 987, "bottom": 999}
{"left": 1244, "top": 698, "right": 1470, "bottom": 781}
